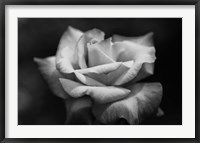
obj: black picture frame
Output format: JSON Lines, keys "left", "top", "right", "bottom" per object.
{"left": 0, "top": 0, "right": 199, "bottom": 143}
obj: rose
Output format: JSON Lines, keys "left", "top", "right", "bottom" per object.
{"left": 34, "top": 26, "right": 163, "bottom": 125}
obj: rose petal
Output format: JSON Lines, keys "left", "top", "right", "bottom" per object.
{"left": 59, "top": 78, "right": 131, "bottom": 104}
{"left": 65, "top": 96, "right": 93, "bottom": 125}
{"left": 112, "top": 32, "right": 154, "bottom": 47}
{"left": 92, "top": 83, "right": 162, "bottom": 124}
{"left": 88, "top": 43, "right": 115, "bottom": 67}
{"left": 85, "top": 28, "right": 105, "bottom": 40}
{"left": 74, "top": 71, "right": 105, "bottom": 86}
{"left": 85, "top": 60, "right": 133, "bottom": 85}
{"left": 58, "top": 26, "right": 83, "bottom": 50}
{"left": 75, "top": 34, "right": 90, "bottom": 69}
{"left": 114, "top": 63, "right": 149, "bottom": 86}
{"left": 85, "top": 37, "right": 155, "bottom": 85}
{"left": 76, "top": 62, "right": 122, "bottom": 74}
{"left": 124, "top": 63, "right": 154, "bottom": 85}
{"left": 111, "top": 41, "right": 156, "bottom": 85}
{"left": 56, "top": 26, "right": 83, "bottom": 73}
{"left": 75, "top": 62, "right": 123, "bottom": 86}
{"left": 76, "top": 28, "right": 105, "bottom": 69}
{"left": 88, "top": 38, "right": 114, "bottom": 61}
{"left": 83, "top": 34, "right": 155, "bottom": 85}
{"left": 56, "top": 48, "right": 77, "bottom": 73}
{"left": 106, "top": 60, "right": 134, "bottom": 85}
{"left": 87, "top": 38, "right": 115, "bottom": 67}
{"left": 95, "top": 38, "right": 112, "bottom": 57}
{"left": 112, "top": 41, "right": 156, "bottom": 62}
{"left": 83, "top": 73, "right": 108, "bottom": 86}
{"left": 56, "top": 27, "right": 105, "bottom": 74}
{"left": 34, "top": 56, "right": 71, "bottom": 99}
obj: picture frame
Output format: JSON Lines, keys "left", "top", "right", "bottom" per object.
{"left": 0, "top": 0, "right": 199, "bottom": 142}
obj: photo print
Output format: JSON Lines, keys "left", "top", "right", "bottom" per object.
{"left": 18, "top": 18, "right": 182, "bottom": 125}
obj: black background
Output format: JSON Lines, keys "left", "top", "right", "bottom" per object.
{"left": 18, "top": 18, "right": 182, "bottom": 125}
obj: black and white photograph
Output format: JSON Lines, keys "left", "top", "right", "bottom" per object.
{"left": 18, "top": 18, "right": 182, "bottom": 125}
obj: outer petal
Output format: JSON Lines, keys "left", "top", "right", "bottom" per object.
{"left": 92, "top": 83, "right": 162, "bottom": 124}
{"left": 34, "top": 56, "right": 71, "bottom": 99}
{"left": 59, "top": 78, "right": 131, "bottom": 104}
{"left": 65, "top": 96, "right": 94, "bottom": 125}
{"left": 112, "top": 41, "right": 155, "bottom": 63}
{"left": 56, "top": 26, "right": 83, "bottom": 73}
{"left": 123, "top": 63, "right": 154, "bottom": 85}
{"left": 112, "top": 32, "right": 154, "bottom": 47}
{"left": 111, "top": 41, "right": 156, "bottom": 85}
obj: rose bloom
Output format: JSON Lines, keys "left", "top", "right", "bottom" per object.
{"left": 34, "top": 26, "right": 163, "bottom": 125}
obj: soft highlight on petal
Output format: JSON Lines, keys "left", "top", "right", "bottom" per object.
{"left": 56, "top": 26, "right": 83, "bottom": 73}
{"left": 112, "top": 41, "right": 156, "bottom": 62}
{"left": 76, "top": 62, "right": 122, "bottom": 74}
{"left": 92, "top": 83, "right": 162, "bottom": 124}
{"left": 112, "top": 32, "right": 154, "bottom": 47}
{"left": 34, "top": 56, "right": 71, "bottom": 99}
{"left": 59, "top": 78, "right": 131, "bottom": 104}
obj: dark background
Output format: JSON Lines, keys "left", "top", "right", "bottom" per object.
{"left": 18, "top": 18, "right": 182, "bottom": 125}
